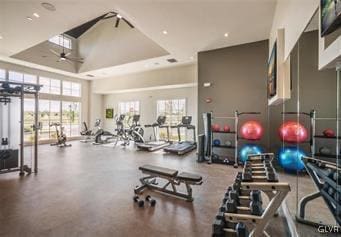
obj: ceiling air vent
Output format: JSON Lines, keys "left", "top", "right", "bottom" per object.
{"left": 86, "top": 74, "right": 95, "bottom": 78}
{"left": 167, "top": 58, "right": 177, "bottom": 63}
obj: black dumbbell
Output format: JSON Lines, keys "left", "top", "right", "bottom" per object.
{"left": 133, "top": 195, "right": 144, "bottom": 207}
{"left": 250, "top": 200, "right": 263, "bottom": 216}
{"left": 212, "top": 218, "right": 237, "bottom": 237}
{"left": 229, "top": 189, "right": 240, "bottom": 205}
{"left": 236, "top": 222, "right": 249, "bottom": 237}
{"left": 225, "top": 198, "right": 238, "bottom": 213}
{"left": 145, "top": 195, "right": 156, "bottom": 206}
{"left": 242, "top": 171, "right": 253, "bottom": 182}
{"left": 266, "top": 169, "right": 278, "bottom": 182}
{"left": 250, "top": 190, "right": 262, "bottom": 204}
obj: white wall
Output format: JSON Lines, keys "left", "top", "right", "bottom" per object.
{"left": 92, "top": 64, "right": 196, "bottom": 93}
{"left": 102, "top": 86, "right": 197, "bottom": 140}
{"left": 269, "top": 0, "right": 319, "bottom": 59}
{"left": 90, "top": 64, "right": 198, "bottom": 139}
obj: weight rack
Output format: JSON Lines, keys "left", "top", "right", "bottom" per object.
{"left": 204, "top": 111, "right": 262, "bottom": 168}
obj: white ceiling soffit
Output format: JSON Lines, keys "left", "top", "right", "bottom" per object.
{"left": 0, "top": 0, "right": 277, "bottom": 79}
{"left": 96, "top": 83, "right": 197, "bottom": 94}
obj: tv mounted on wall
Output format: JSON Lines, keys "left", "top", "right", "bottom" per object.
{"left": 321, "top": 0, "right": 341, "bottom": 36}
{"left": 267, "top": 41, "right": 277, "bottom": 99}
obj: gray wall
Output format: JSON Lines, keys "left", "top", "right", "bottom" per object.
{"left": 198, "top": 40, "right": 269, "bottom": 150}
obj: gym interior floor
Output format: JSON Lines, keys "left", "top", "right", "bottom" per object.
{"left": 0, "top": 142, "right": 337, "bottom": 237}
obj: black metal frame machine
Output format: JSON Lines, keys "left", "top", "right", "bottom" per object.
{"left": 136, "top": 116, "right": 170, "bottom": 152}
{"left": 0, "top": 80, "right": 40, "bottom": 176}
{"left": 164, "top": 116, "right": 196, "bottom": 155}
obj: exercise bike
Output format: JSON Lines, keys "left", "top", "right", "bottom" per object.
{"left": 80, "top": 119, "right": 101, "bottom": 143}
{"left": 50, "top": 123, "right": 72, "bottom": 147}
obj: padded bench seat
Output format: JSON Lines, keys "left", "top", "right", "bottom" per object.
{"left": 139, "top": 164, "right": 178, "bottom": 177}
{"left": 177, "top": 172, "right": 202, "bottom": 182}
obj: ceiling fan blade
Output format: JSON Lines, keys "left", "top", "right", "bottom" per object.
{"left": 123, "top": 18, "right": 134, "bottom": 28}
{"left": 115, "top": 18, "right": 120, "bottom": 27}
{"left": 65, "top": 52, "right": 72, "bottom": 57}
{"left": 49, "top": 49, "right": 60, "bottom": 57}
{"left": 103, "top": 12, "right": 117, "bottom": 20}
{"left": 66, "top": 56, "right": 84, "bottom": 63}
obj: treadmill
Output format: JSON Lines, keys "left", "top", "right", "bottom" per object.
{"left": 164, "top": 116, "right": 197, "bottom": 155}
{"left": 136, "top": 116, "right": 170, "bottom": 152}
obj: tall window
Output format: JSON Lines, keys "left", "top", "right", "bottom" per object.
{"left": 62, "top": 101, "right": 81, "bottom": 137}
{"left": 8, "top": 71, "right": 37, "bottom": 84}
{"left": 48, "top": 35, "right": 72, "bottom": 49}
{"left": 0, "top": 69, "right": 5, "bottom": 80}
{"left": 38, "top": 100, "right": 61, "bottom": 140}
{"left": 157, "top": 99, "right": 186, "bottom": 141}
{"left": 39, "top": 77, "right": 61, "bottom": 94}
{"left": 118, "top": 101, "right": 140, "bottom": 126}
{"left": 63, "top": 81, "right": 81, "bottom": 97}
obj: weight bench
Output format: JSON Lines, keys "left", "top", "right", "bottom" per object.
{"left": 134, "top": 164, "right": 203, "bottom": 201}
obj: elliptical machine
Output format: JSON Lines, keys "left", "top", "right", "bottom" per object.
{"left": 50, "top": 123, "right": 72, "bottom": 147}
{"left": 93, "top": 115, "right": 124, "bottom": 145}
{"left": 80, "top": 119, "right": 101, "bottom": 143}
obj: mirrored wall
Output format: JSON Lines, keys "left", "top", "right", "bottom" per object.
{"left": 268, "top": 9, "right": 340, "bottom": 235}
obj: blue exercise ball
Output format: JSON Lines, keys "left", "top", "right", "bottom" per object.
{"left": 278, "top": 146, "right": 306, "bottom": 172}
{"left": 213, "top": 139, "right": 221, "bottom": 146}
{"left": 239, "top": 144, "right": 263, "bottom": 163}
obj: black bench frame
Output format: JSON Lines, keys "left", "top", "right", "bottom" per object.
{"left": 134, "top": 165, "right": 203, "bottom": 201}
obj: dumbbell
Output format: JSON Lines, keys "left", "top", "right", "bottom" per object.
{"left": 238, "top": 189, "right": 263, "bottom": 207}
{"left": 225, "top": 197, "right": 263, "bottom": 216}
{"left": 145, "top": 195, "right": 156, "bottom": 206}
{"left": 133, "top": 195, "right": 144, "bottom": 207}
{"left": 212, "top": 218, "right": 237, "bottom": 237}
{"left": 242, "top": 169, "right": 278, "bottom": 182}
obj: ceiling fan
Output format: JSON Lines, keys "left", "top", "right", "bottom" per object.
{"left": 49, "top": 35, "right": 84, "bottom": 64}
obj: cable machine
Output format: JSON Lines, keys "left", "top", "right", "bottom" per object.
{"left": 0, "top": 80, "right": 40, "bottom": 175}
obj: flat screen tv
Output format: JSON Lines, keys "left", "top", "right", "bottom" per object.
{"left": 321, "top": 0, "right": 341, "bottom": 36}
{"left": 267, "top": 41, "right": 277, "bottom": 99}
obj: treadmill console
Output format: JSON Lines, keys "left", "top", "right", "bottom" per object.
{"left": 181, "top": 116, "right": 192, "bottom": 125}
{"left": 157, "top": 116, "right": 167, "bottom": 125}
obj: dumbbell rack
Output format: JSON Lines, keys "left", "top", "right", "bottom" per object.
{"left": 210, "top": 111, "right": 262, "bottom": 168}
{"left": 296, "top": 157, "right": 341, "bottom": 226}
{"left": 213, "top": 154, "right": 292, "bottom": 237}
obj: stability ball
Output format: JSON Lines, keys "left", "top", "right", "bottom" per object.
{"left": 223, "top": 125, "right": 231, "bottom": 132}
{"left": 278, "top": 146, "right": 306, "bottom": 172}
{"left": 239, "top": 144, "right": 263, "bottom": 163}
{"left": 240, "top": 121, "right": 264, "bottom": 140}
{"left": 213, "top": 139, "right": 221, "bottom": 146}
{"left": 323, "top": 128, "right": 335, "bottom": 137}
{"left": 212, "top": 124, "right": 220, "bottom": 132}
{"left": 278, "top": 121, "right": 308, "bottom": 143}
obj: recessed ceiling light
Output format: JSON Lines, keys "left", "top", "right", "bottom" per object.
{"left": 224, "top": 33, "right": 229, "bottom": 38}
{"left": 117, "top": 14, "right": 122, "bottom": 19}
{"left": 33, "top": 13, "right": 40, "bottom": 18}
{"left": 41, "top": 2, "right": 56, "bottom": 11}
{"left": 27, "top": 17, "right": 33, "bottom": 21}
{"left": 0, "top": 35, "right": 3, "bottom": 40}
{"left": 162, "top": 30, "right": 168, "bottom": 35}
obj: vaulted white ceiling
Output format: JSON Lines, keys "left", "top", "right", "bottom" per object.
{"left": 0, "top": 0, "right": 277, "bottom": 79}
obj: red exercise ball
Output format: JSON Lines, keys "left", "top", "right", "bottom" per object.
{"left": 223, "top": 125, "right": 231, "bottom": 132}
{"left": 240, "top": 120, "right": 264, "bottom": 140}
{"left": 212, "top": 124, "right": 220, "bottom": 132}
{"left": 278, "top": 121, "right": 308, "bottom": 143}
{"left": 323, "top": 128, "right": 335, "bottom": 137}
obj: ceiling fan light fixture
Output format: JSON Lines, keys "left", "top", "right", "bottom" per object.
{"left": 117, "top": 14, "right": 122, "bottom": 19}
